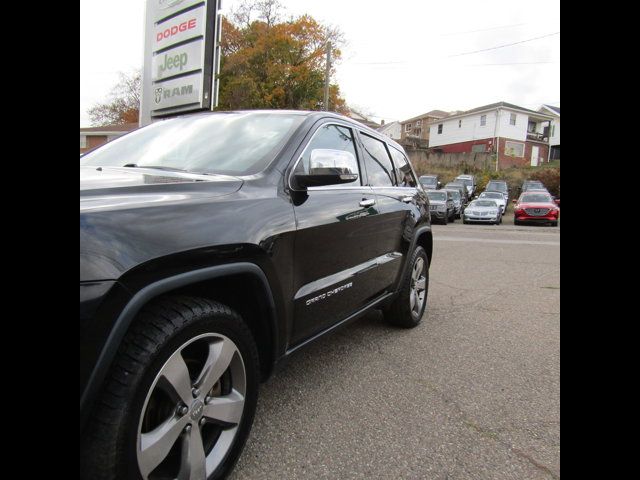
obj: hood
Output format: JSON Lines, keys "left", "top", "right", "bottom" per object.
{"left": 80, "top": 166, "right": 243, "bottom": 212}
{"left": 517, "top": 202, "right": 557, "bottom": 209}
{"left": 429, "top": 200, "right": 446, "bottom": 205}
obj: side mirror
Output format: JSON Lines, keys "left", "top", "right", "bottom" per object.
{"left": 293, "top": 149, "right": 359, "bottom": 188}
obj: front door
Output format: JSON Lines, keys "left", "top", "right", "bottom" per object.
{"left": 531, "top": 146, "right": 540, "bottom": 166}
{"left": 290, "top": 122, "right": 385, "bottom": 345}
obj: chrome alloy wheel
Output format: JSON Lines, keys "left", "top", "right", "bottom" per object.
{"left": 136, "top": 333, "right": 246, "bottom": 480}
{"left": 409, "top": 257, "right": 427, "bottom": 318}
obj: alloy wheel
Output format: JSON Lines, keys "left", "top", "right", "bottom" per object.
{"left": 409, "top": 257, "right": 427, "bottom": 318}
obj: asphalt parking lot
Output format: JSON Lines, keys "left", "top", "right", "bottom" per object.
{"left": 230, "top": 212, "right": 560, "bottom": 480}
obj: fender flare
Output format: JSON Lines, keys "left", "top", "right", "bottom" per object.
{"left": 80, "top": 262, "right": 279, "bottom": 429}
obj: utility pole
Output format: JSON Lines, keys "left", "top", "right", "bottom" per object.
{"left": 324, "top": 41, "right": 331, "bottom": 111}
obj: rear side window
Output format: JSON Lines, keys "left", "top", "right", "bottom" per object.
{"left": 360, "top": 133, "right": 395, "bottom": 187}
{"left": 296, "top": 124, "right": 360, "bottom": 185}
{"left": 389, "top": 146, "right": 417, "bottom": 187}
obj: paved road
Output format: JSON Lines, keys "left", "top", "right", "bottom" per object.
{"left": 230, "top": 214, "right": 560, "bottom": 480}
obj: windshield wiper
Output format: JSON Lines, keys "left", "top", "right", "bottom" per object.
{"left": 121, "top": 164, "right": 198, "bottom": 174}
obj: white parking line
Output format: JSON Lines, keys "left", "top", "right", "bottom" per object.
{"left": 434, "top": 236, "right": 560, "bottom": 246}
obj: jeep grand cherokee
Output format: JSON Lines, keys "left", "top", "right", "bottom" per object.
{"left": 80, "top": 110, "right": 433, "bottom": 480}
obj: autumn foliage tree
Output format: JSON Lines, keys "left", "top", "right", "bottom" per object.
{"left": 88, "top": 70, "right": 141, "bottom": 126}
{"left": 218, "top": 1, "right": 348, "bottom": 113}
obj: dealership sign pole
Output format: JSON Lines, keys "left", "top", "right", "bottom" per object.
{"left": 139, "top": 0, "right": 222, "bottom": 127}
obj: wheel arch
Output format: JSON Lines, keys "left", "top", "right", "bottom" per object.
{"left": 80, "top": 262, "right": 280, "bottom": 432}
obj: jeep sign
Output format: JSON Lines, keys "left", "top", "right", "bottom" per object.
{"left": 140, "top": 0, "right": 222, "bottom": 125}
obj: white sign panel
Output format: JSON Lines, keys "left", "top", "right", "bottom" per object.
{"left": 153, "top": 6, "right": 205, "bottom": 51}
{"left": 152, "top": 39, "right": 204, "bottom": 81}
{"left": 154, "top": 0, "right": 203, "bottom": 22}
{"left": 152, "top": 72, "right": 203, "bottom": 111}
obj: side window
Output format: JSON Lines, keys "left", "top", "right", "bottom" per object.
{"left": 296, "top": 124, "right": 360, "bottom": 185}
{"left": 388, "top": 146, "right": 417, "bottom": 187}
{"left": 360, "top": 133, "right": 396, "bottom": 187}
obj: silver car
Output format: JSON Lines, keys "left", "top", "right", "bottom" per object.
{"left": 426, "top": 190, "right": 456, "bottom": 224}
{"left": 463, "top": 199, "right": 503, "bottom": 225}
{"left": 478, "top": 191, "right": 507, "bottom": 214}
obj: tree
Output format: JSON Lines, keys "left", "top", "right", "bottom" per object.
{"left": 88, "top": 70, "right": 141, "bottom": 126}
{"left": 218, "top": 1, "right": 348, "bottom": 113}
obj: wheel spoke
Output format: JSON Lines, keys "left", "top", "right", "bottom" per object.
{"left": 415, "top": 277, "right": 426, "bottom": 291}
{"left": 203, "top": 389, "right": 245, "bottom": 426}
{"left": 410, "top": 289, "right": 416, "bottom": 310}
{"left": 178, "top": 425, "right": 206, "bottom": 480}
{"left": 195, "top": 339, "right": 237, "bottom": 398}
{"left": 158, "top": 351, "right": 193, "bottom": 406}
{"left": 139, "top": 414, "right": 189, "bottom": 478}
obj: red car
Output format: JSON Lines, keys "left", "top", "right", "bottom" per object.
{"left": 513, "top": 191, "right": 560, "bottom": 226}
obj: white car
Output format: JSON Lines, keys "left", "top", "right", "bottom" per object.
{"left": 463, "top": 200, "right": 502, "bottom": 225}
{"left": 455, "top": 174, "right": 476, "bottom": 197}
{"left": 478, "top": 191, "right": 507, "bottom": 214}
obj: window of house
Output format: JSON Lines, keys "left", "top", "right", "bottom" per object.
{"left": 504, "top": 141, "right": 524, "bottom": 157}
{"left": 360, "top": 133, "right": 395, "bottom": 187}
{"left": 509, "top": 113, "right": 517, "bottom": 125}
{"left": 415, "top": 128, "right": 422, "bottom": 136}
{"left": 389, "top": 146, "right": 417, "bottom": 187}
{"left": 80, "top": 135, "right": 87, "bottom": 149}
{"left": 416, "top": 120, "right": 422, "bottom": 127}
{"left": 405, "top": 123, "right": 412, "bottom": 132}
{"left": 528, "top": 121, "right": 536, "bottom": 133}
{"left": 437, "top": 124, "right": 443, "bottom": 134}
{"left": 471, "top": 144, "right": 486, "bottom": 153}
{"left": 458, "top": 120, "right": 462, "bottom": 128}
{"left": 296, "top": 124, "right": 360, "bottom": 185}
{"left": 480, "top": 115, "right": 486, "bottom": 126}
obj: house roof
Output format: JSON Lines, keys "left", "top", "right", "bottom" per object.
{"left": 401, "top": 110, "right": 450, "bottom": 124}
{"left": 376, "top": 121, "right": 400, "bottom": 133}
{"left": 427, "top": 101, "right": 554, "bottom": 124}
{"left": 80, "top": 123, "right": 139, "bottom": 135}
{"left": 540, "top": 104, "right": 560, "bottom": 116}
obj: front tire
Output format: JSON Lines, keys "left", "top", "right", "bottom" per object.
{"left": 383, "top": 246, "right": 429, "bottom": 328}
{"left": 81, "top": 296, "right": 260, "bottom": 480}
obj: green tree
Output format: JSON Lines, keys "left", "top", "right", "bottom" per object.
{"left": 218, "top": 1, "right": 348, "bottom": 113}
{"left": 88, "top": 70, "right": 141, "bottom": 126}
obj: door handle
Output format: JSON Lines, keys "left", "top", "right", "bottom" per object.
{"left": 359, "top": 199, "right": 376, "bottom": 207}
{"left": 401, "top": 196, "right": 414, "bottom": 203}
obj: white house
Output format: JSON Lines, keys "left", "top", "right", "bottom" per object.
{"left": 538, "top": 104, "right": 560, "bottom": 160}
{"left": 376, "top": 120, "right": 402, "bottom": 141}
{"left": 427, "top": 101, "right": 555, "bottom": 168}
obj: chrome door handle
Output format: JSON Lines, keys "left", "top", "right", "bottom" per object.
{"left": 401, "top": 196, "right": 413, "bottom": 203}
{"left": 359, "top": 199, "right": 376, "bottom": 207}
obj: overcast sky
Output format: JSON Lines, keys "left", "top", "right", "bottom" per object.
{"left": 80, "top": 0, "right": 559, "bottom": 126}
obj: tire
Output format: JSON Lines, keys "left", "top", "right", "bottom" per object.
{"left": 551, "top": 221, "right": 558, "bottom": 227}
{"left": 514, "top": 219, "right": 521, "bottom": 226}
{"left": 80, "top": 296, "right": 260, "bottom": 480}
{"left": 463, "top": 219, "right": 468, "bottom": 224}
{"left": 442, "top": 214, "right": 448, "bottom": 225}
{"left": 383, "top": 246, "right": 429, "bottom": 328}
{"left": 449, "top": 211, "right": 455, "bottom": 223}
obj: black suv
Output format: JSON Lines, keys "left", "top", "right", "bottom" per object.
{"left": 80, "top": 110, "right": 433, "bottom": 480}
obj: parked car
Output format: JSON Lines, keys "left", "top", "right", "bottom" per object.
{"left": 426, "top": 189, "right": 456, "bottom": 224}
{"left": 79, "top": 110, "right": 433, "bottom": 480}
{"left": 419, "top": 175, "right": 441, "bottom": 190}
{"left": 444, "top": 182, "right": 469, "bottom": 205}
{"left": 463, "top": 199, "right": 503, "bottom": 225}
{"left": 521, "top": 180, "right": 545, "bottom": 193}
{"left": 484, "top": 180, "right": 509, "bottom": 203}
{"left": 444, "top": 188, "right": 464, "bottom": 218}
{"left": 455, "top": 174, "right": 476, "bottom": 198}
{"left": 513, "top": 191, "right": 559, "bottom": 226}
{"left": 478, "top": 191, "right": 507, "bottom": 214}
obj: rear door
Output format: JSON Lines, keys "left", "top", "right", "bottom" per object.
{"left": 289, "top": 122, "right": 386, "bottom": 344}
{"left": 357, "top": 132, "right": 423, "bottom": 291}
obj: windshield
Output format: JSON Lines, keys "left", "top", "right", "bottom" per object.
{"left": 481, "top": 192, "right": 503, "bottom": 199}
{"left": 471, "top": 200, "right": 498, "bottom": 208}
{"left": 521, "top": 193, "right": 552, "bottom": 203}
{"left": 80, "top": 112, "right": 305, "bottom": 176}
{"left": 446, "top": 190, "right": 460, "bottom": 199}
{"left": 487, "top": 181, "right": 507, "bottom": 192}
{"left": 427, "top": 191, "right": 447, "bottom": 201}
{"left": 420, "top": 176, "right": 437, "bottom": 185}
{"left": 446, "top": 183, "right": 463, "bottom": 190}
{"left": 456, "top": 178, "right": 472, "bottom": 186}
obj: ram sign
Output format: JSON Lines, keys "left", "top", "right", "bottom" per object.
{"left": 140, "top": 0, "right": 222, "bottom": 125}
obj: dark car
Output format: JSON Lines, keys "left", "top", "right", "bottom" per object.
{"left": 513, "top": 191, "right": 559, "bottom": 226}
{"left": 454, "top": 174, "right": 476, "bottom": 198}
{"left": 80, "top": 110, "right": 433, "bottom": 480}
{"left": 444, "top": 182, "right": 469, "bottom": 205}
{"left": 426, "top": 189, "right": 456, "bottom": 224}
{"left": 443, "top": 188, "right": 464, "bottom": 218}
{"left": 485, "top": 180, "right": 509, "bottom": 203}
{"left": 419, "top": 175, "right": 440, "bottom": 190}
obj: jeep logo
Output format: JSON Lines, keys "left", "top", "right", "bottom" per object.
{"left": 157, "top": 52, "right": 188, "bottom": 78}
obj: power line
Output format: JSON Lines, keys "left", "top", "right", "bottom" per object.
{"left": 466, "top": 61, "right": 557, "bottom": 66}
{"left": 448, "top": 32, "right": 560, "bottom": 57}
{"left": 441, "top": 23, "right": 528, "bottom": 36}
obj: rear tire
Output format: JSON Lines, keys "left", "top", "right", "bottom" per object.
{"left": 80, "top": 296, "right": 260, "bottom": 480}
{"left": 383, "top": 246, "right": 429, "bottom": 328}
